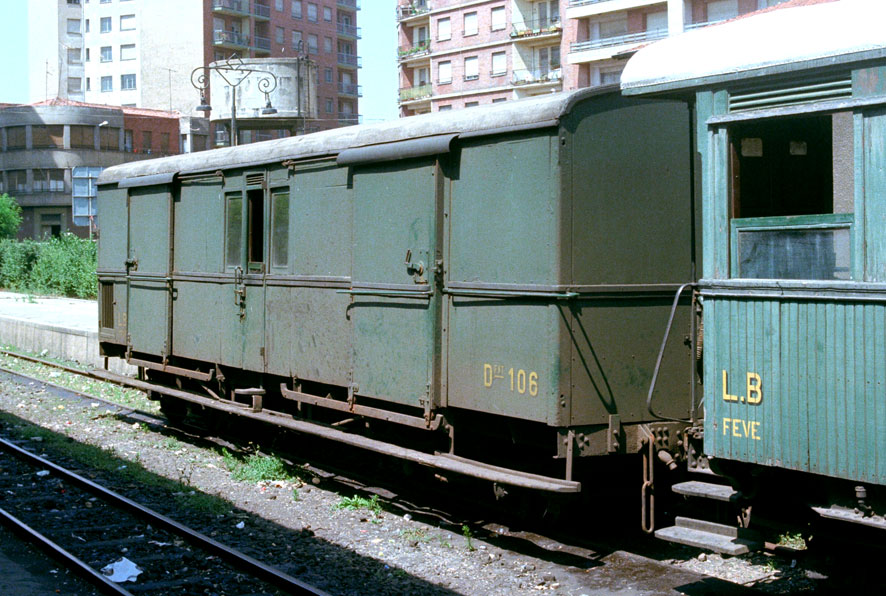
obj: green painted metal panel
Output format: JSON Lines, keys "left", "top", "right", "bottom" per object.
{"left": 264, "top": 286, "right": 352, "bottom": 385}
{"left": 351, "top": 160, "right": 438, "bottom": 407}
{"left": 242, "top": 284, "right": 266, "bottom": 372}
{"left": 174, "top": 179, "right": 224, "bottom": 273}
{"left": 127, "top": 281, "right": 168, "bottom": 355}
{"left": 97, "top": 187, "right": 127, "bottom": 271}
{"left": 698, "top": 90, "right": 731, "bottom": 280}
{"left": 293, "top": 161, "right": 352, "bottom": 277}
{"left": 704, "top": 295, "right": 886, "bottom": 484}
{"left": 171, "top": 281, "right": 228, "bottom": 364}
{"left": 449, "top": 135, "right": 558, "bottom": 284}
{"left": 863, "top": 109, "right": 886, "bottom": 281}
{"left": 447, "top": 300, "right": 562, "bottom": 423}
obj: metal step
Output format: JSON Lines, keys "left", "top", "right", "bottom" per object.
{"left": 655, "top": 517, "right": 763, "bottom": 556}
{"left": 672, "top": 480, "right": 740, "bottom": 502}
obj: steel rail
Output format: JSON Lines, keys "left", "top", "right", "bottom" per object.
{"left": 0, "top": 437, "right": 329, "bottom": 596}
{"left": 0, "top": 506, "right": 134, "bottom": 596}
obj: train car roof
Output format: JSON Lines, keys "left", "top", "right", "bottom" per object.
{"left": 98, "top": 86, "right": 610, "bottom": 186}
{"left": 621, "top": 0, "right": 886, "bottom": 95}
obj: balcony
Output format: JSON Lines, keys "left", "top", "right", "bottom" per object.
{"left": 213, "top": 29, "right": 250, "bottom": 49}
{"left": 397, "top": 2, "right": 430, "bottom": 21}
{"left": 398, "top": 39, "right": 430, "bottom": 60}
{"left": 338, "top": 82, "right": 363, "bottom": 97}
{"left": 253, "top": 35, "right": 271, "bottom": 53}
{"left": 337, "top": 23, "right": 362, "bottom": 39}
{"left": 686, "top": 18, "right": 729, "bottom": 31}
{"left": 338, "top": 112, "right": 361, "bottom": 126}
{"left": 338, "top": 0, "right": 359, "bottom": 10}
{"left": 212, "top": 0, "right": 249, "bottom": 17}
{"left": 512, "top": 68, "right": 562, "bottom": 86}
{"left": 252, "top": 2, "right": 271, "bottom": 20}
{"left": 337, "top": 52, "right": 362, "bottom": 68}
{"left": 399, "top": 83, "right": 432, "bottom": 102}
{"left": 511, "top": 16, "right": 562, "bottom": 40}
{"left": 568, "top": 0, "right": 616, "bottom": 5}
{"left": 570, "top": 28, "right": 667, "bottom": 53}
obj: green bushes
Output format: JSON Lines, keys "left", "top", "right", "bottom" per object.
{"left": 0, "top": 234, "right": 96, "bottom": 298}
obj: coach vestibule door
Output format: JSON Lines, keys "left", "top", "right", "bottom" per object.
{"left": 125, "top": 184, "right": 172, "bottom": 358}
{"left": 350, "top": 159, "right": 442, "bottom": 411}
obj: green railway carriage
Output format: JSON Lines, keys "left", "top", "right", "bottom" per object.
{"left": 96, "top": 88, "right": 697, "bottom": 501}
{"left": 623, "top": 0, "right": 886, "bottom": 546}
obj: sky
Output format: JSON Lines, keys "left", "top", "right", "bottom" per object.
{"left": 0, "top": 0, "right": 399, "bottom": 123}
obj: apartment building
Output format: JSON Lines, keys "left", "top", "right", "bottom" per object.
{"left": 397, "top": 0, "right": 789, "bottom": 115}
{"left": 29, "top": 0, "right": 360, "bottom": 144}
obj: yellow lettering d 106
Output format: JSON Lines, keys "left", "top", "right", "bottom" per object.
{"left": 483, "top": 363, "right": 493, "bottom": 388}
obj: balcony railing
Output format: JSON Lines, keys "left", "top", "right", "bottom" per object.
{"left": 337, "top": 23, "right": 362, "bottom": 38}
{"left": 212, "top": 0, "right": 248, "bottom": 16}
{"left": 511, "top": 16, "right": 562, "bottom": 38}
{"left": 512, "top": 67, "right": 562, "bottom": 86}
{"left": 399, "top": 83, "right": 432, "bottom": 102}
{"left": 338, "top": 0, "right": 359, "bottom": 10}
{"left": 252, "top": 2, "right": 271, "bottom": 18}
{"left": 338, "top": 82, "right": 363, "bottom": 97}
{"left": 398, "top": 39, "right": 430, "bottom": 59}
{"left": 568, "top": 0, "right": 617, "bottom": 6}
{"left": 254, "top": 35, "right": 271, "bottom": 50}
{"left": 214, "top": 30, "right": 250, "bottom": 47}
{"left": 337, "top": 53, "right": 362, "bottom": 68}
{"left": 397, "top": 2, "right": 430, "bottom": 21}
{"left": 685, "top": 18, "right": 729, "bottom": 31}
{"left": 570, "top": 28, "right": 667, "bottom": 53}
{"left": 338, "top": 112, "right": 361, "bottom": 125}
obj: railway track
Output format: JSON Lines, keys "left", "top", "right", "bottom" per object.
{"left": 0, "top": 433, "right": 327, "bottom": 595}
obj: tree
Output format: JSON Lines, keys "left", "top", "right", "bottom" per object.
{"left": 0, "top": 193, "right": 22, "bottom": 239}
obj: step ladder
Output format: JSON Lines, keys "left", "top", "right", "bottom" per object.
{"left": 655, "top": 480, "right": 763, "bottom": 555}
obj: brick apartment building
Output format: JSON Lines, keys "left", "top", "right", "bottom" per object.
{"left": 397, "top": 0, "right": 789, "bottom": 115}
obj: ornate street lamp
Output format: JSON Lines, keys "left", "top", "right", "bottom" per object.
{"left": 190, "top": 55, "right": 279, "bottom": 147}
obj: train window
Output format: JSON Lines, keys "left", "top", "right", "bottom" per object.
{"left": 271, "top": 190, "right": 289, "bottom": 268}
{"left": 729, "top": 112, "right": 853, "bottom": 280}
{"left": 247, "top": 188, "right": 264, "bottom": 268}
{"left": 225, "top": 192, "right": 242, "bottom": 268}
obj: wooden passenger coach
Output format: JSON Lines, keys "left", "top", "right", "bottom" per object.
{"left": 623, "top": 0, "right": 886, "bottom": 547}
{"left": 96, "top": 88, "right": 697, "bottom": 503}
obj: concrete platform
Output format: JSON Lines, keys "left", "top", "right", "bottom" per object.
{"left": 0, "top": 291, "right": 132, "bottom": 375}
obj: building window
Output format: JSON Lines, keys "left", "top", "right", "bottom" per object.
{"left": 464, "top": 12, "right": 478, "bottom": 36}
{"left": 324, "top": 36, "right": 332, "bottom": 53}
{"left": 67, "top": 0, "right": 81, "bottom": 4}
{"left": 437, "top": 17, "right": 450, "bottom": 41}
{"left": 307, "top": 2, "right": 317, "bottom": 22}
{"left": 85, "top": 48, "right": 90, "bottom": 61}
{"left": 85, "top": 19, "right": 90, "bottom": 33}
{"left": 438, "top": 61, "right": 451, "bottom": 84}
{"left": 292, "top": 30, "right": 302, "bottom": 48}
{"left": 6, "top": 127, "right": 25, "bottom": 150}
{"left": 68, "top": 77, "right": 83, "bottom": 93}
{"left": 100, "top": 127, "right": 119, "bottom": 151}
{"left": 464, "top": 56, "right": 479, "bottom": 81}
{"left": 324, "top": 67, "right": 332, "bottom": 83}
{"left": 707, "top": 0, "right": 739, "bottom": 22}
{"left": 120, "top": 14, "right": 135, "bottom": 31}
{"left": 121, "top": 74, "right": 136, "bottom": 90}
{"left": 646, "top": 10, "right": 668, "bottom": 33}
{"left": 599, "top": 17, "right": 627, "bottom": 39}
{"left": 100, "top": 0, "right": 111, "bottom": 3}
{"left": 124, "top": 129, "right": 133, "bottom": 152}
{"left": 100, "top": 46, "right": 112, "bottom": 62}
{"left": 67, "top": 19, "right": 81, "bottom": 34}
{"left": 491, "top": 51, "right": 506, "bottom": 76}
{"left": 161, "top": 132, "right": 170, "bottom": 153}
{"left": 465, "top": 101, "right": 479, "bottom": 108}
{"left": 324, "top": 6, "right": 332, "bottom": 21}
{"left": 120, "top": 44, "right": 135, "bottom": 60}
{"left": 291, "top": 0, "right": 301, "bottom": 18}
{"left": 438, "top": 105, "right": 452, "bottom": 111}
{"left": 491, "top": 6, "right": 506, "bottom": 31}
{"left": 33, "top": 169, "right": 66, "bottom": 192}
{"left": 492, "top": 98, "right": 507, "bottom": 103}
{"left": 100, "top": 16, "right": 111, "bottom": 33}
{"left": 67, "top": 48, "right": 81, "bottom": 64}
{"left": 141, "top": 130, "right": 152, "bottom": 153}
{"left": 32, "top": 126, "right": 64, "bottom": 149}
{"left": 85, "top": 77, "right": 90, "bottom": 91}
{"left": 276, "top": 26, "right": 284, "bottom": 43}
{"left": 325, "top": 98, "right": 333, "bottom": 113}
{"left": 101, "top": 75, "right": 112, "bottom": 92}
{"left": 70, "top": 125, "right": 94, "bottom": 149}
{"left": 600, "top": 69, "right": 622, "bottom": 85}
{"left": 7, "top": 170, "right": 27, "bottom": 192}
{"left": 271, "top": 190, "right": 289, "bottom": 268}
{"left": 307, "top": 33, "right": 318, "bottom": 53}
{"left": 275, "top": 0, "right": 283, "bottom": 10}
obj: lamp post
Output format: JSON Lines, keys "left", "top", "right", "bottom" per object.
{"left": 190, "top": 55, "right": 278, "bottom": 147}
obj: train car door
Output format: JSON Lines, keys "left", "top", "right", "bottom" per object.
{"left": 124, "top": 181, "right": 173, "bottom": 359}
{"left": 350, "top": 159, "right": 441, "bottom": 411}
{"left": 223, "top": 171, "right": 268, "bottom": 373}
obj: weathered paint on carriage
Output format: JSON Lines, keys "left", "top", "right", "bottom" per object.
{"left": 704, "top": 295, "right": 886, "bottom": 484}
